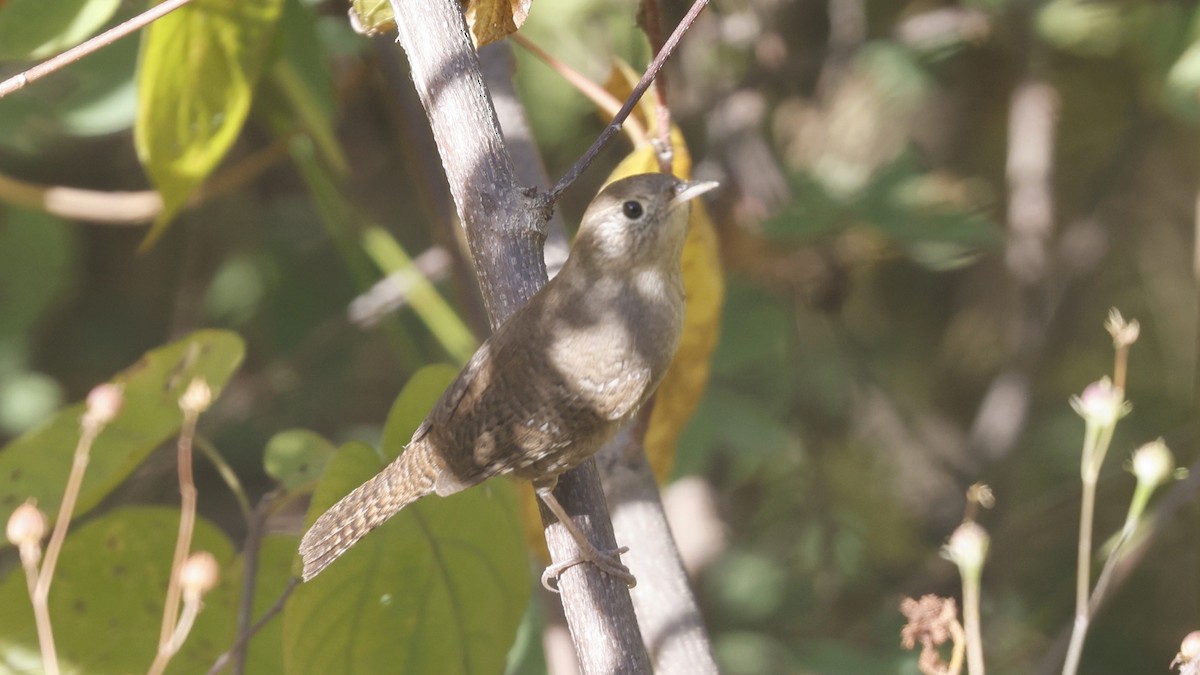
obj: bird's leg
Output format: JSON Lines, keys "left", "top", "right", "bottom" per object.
{"left": 534, "top": 480, "right": 636, "bottom": 592}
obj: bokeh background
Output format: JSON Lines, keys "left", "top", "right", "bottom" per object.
{"left": 1, "top": 0, "right": 1198, "bottom": 673}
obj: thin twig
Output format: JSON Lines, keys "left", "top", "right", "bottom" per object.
{"left": 22, "top": 546, "right": 57, "bottom": 675}
{"left": 509, "top": 33, "right": 648, "bottom": 147}
{"left": 0, "top": 173, "right": 161, "bottom": 224}
{"left": 1062, "top": 418, "right": 1116, "bottom": 675}
{"left": 34, "top": 425, "right": 100, "bottom": 603}
{"left": 548, "top": 0, "right": 710, "bottom": 200}
{"left": 0, "top": 0, "right": 196, "bottom": 99}
{"left": 149, "top": 379, "right": 210, "bottom": 675}
{"left": 636, "top": 0, "right": 675, "bottom": 173}
{"left": 231, "top": 492, "right": 281, "bottom": 675}
{"left": 205, "top": 579, "right": 299, "bottom": 675}
{"left": 29, "top": 423, "right": 105, "bottom": 675}
{"left": 195, "top": 437, "right": 253, "bottom": 522}
{"left": 1087, "top": 529, "right": 1131, "bottom": 618}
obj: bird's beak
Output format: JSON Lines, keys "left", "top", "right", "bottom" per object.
{"left": 669, "top": 180, "right": 720, "bottom": 210}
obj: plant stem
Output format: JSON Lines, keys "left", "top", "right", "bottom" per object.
{"left": 29, "top": 420, "right": 104, "bottom": 675}
{"left": 0, "top": 0, "right": 196, "bottom": 98}
{"left": 22, "top": 550, "right": 58, "bottom": 675}
{"left": 149, "top": 396, "right": 203, "bottom": 675}
{"left": 1062, "top": 474, "right": 1097, "bottom": 675}
{"left": 963, "top": 567, "right": 985, "bottom": 675}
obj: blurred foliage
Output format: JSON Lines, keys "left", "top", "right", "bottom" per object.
{"left": 0, "top": 507, "right": 239, "bottom": 674}
{"left": 0, "top": 0, "right": 1197, "bottom": 673}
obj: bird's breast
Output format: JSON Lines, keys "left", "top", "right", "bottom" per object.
{"left": 547, "top": 272, "right": 684, "bottom": 422}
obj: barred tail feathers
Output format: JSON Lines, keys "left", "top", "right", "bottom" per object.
{"left": 299, "top": 442, "right": 441, "bottom": 581}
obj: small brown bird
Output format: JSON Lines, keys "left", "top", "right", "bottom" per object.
{"left": 299, "top": 173, "right": 718, "bottom": 584}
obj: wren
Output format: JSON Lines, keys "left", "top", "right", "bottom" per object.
{"left": 299, "top": 173, "right": 718, "bottom": 586}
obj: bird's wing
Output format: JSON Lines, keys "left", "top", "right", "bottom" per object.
{"left": 409, "top": 339, "right": 491, "bottom": 446}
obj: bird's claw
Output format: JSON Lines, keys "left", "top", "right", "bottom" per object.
{"left": 541, "top": 545, "right": 635, "bottom": 593}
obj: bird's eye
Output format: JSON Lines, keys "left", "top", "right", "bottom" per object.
{"left": 622, "top": 200, "right": 645, "bottom": 220}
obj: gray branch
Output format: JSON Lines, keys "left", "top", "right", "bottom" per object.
{"left": 386, "top": 0, "right": 649, "bottom": 671}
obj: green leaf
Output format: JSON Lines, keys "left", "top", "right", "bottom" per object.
{"left": 284, "top": 365, "right": 529, "bottom": 675}
{"left": 134, "top": 0, "right": 286, "bottom": 249}
{"left": 0, "top": 507, "right": 238, "bottom": 674}
{"left": 0, "top": 330, "right": 245, "bottom": 533}
{"left": 0, "top": 0, "right": 120, "bottom": 60}
{"left": 264, "top": 429, "right": 336, "bottom": 490}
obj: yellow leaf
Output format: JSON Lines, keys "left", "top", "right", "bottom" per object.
{"left": 350, "top": 0, "right": 529, "bottom": 47}
{"left": 464, "top": 0, "right": 530, "bottom": 47}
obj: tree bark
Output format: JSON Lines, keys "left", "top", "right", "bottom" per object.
{"left": 385, "top": 1, "right": 650, "bottom": 671}
{"left": 599, "top": 425, "right": 719, "bottom": 673}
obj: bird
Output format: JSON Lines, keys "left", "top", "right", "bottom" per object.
{"left": 299, "top": 172, "right": 718, "bottom": 586}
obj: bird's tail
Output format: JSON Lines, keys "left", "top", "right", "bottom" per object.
{"left": 299, "top": 441, "right": 442, "bottom": 581}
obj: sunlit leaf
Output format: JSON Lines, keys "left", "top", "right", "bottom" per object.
{"left": 135, "top": 0, "right": 285, "bottom": 249}
{"left": 0, "top": 330, "right": 245, "bottom": 533}
{"left": 0, "top": 507, "right": 238, "bottom": 674}
{"left": 283, "top": 366, "right": 529, "bottom": 675}
{"left": 0, "top": 0, "right": 120, "bottom": 60}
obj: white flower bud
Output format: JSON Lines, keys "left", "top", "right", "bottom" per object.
{"left": 82, "top": 383, "right": 124, "bottom": 430}
{"left": 1105, "top": 308, "right": 1140, "bottom": 348}
{"left": 6, "top": 500, "right": 46, "bottom": 548}
{"left": 942, "top": 521, "right": 989, "bottom": 575}
{"left": 1171, "top": 630, "right": 1200, "bottom": 669}
{"left": 180, "top": 551, "right": 219, "bottom": 603}
{"left": 1070, "top": 377, "right": 1129, "bottom": 428}
{"left": 179, "top": 379, "right": 212, "bottom": 415}
{"left": 1132, "top": 439, "right": 1174, "bottom": 488}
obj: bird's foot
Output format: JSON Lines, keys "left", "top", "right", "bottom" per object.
{"left": 541, "top": 545, "right": 635, "bottom": 593}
